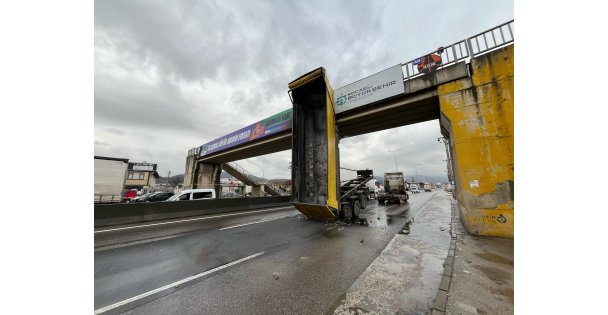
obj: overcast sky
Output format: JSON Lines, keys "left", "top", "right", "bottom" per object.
{"left": 94, "top": 0, "right": 513, "bottom": 182}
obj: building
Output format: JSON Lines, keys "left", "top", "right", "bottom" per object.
{"left": 125, "top": 162, "right": 160, "bottom": 193}
{"left": 94, "top": 156, "right": 129, "bottom": 203}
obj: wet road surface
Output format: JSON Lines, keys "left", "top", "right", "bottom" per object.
{"left": 94, "top": 192, "right": 439, "bottom": 314}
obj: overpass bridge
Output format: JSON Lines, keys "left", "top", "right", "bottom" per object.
{"left": 184, "top": 20, "right": 514, "bottom": 238}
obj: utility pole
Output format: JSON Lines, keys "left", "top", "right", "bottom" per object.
{"left": 388, "top": 148, "right": 402, "bottom": 171}
{"left": 438, "top": 137, "right": 454, "bottom": 182}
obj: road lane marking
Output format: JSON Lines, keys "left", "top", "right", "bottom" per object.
{"left": 93, "top": 251, "right": 265, "bottom": 314}
{"left": 219, "top": 217, "right": 283, "bottom": 230}
{"left": 94, "top": 206, "right": 295, "bottom": 233}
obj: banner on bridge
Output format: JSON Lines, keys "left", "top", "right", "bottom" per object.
{"left": 334, "top": 64, "right": 404, "bottom": 114}
{"left": 199, "top": 109, "right": 293, "bottom": 158}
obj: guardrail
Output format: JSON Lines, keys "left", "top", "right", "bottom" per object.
{"left": 94, "top": 195, "right": 292, "bottom": 227}
{"left": 402, "top": 20, "right": 514, "bottom": 81}
{"left": 94, "top": 194, "right": 123, "bottom": 203}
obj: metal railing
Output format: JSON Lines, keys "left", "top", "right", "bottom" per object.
{"left": 94, "top": 194, "right": 123, "bottom": 203}
{"left": 402, "top": 20, "right": 514, "bottom": 81}
{"left": 224, "top": 162, "right": 289, "bottom": 195}
{"left": 467, "top": 20, "right": 514, "bottom": 57}
{"left": 225, "top": 161, "right": 264, "bottom": 185}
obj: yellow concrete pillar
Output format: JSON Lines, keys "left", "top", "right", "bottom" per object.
{"left": 438, "top": 45, "right": 514, "bottom": 238}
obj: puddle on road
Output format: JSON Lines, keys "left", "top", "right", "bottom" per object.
{"left": 355, "top": 203, "right": 410, "bottom": 228}
{"left": 357, "top": 211, "right": 392, "bottom": 228}
{"left": 475, "top": 252, "right": 513, "bottom": 266}
{"left": 300, "top": 203, "right": 411, "bottom": 233}
{"left": 491, "top": 287, "right": 514, "bottom": 302}
{"left": 474, "top": 264, "right": 511, "bottom": 283}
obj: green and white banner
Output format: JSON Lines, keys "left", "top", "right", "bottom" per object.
{"left": 334, "top": 64, "right": 404, "bottom": 114}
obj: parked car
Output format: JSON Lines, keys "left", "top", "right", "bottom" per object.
{"left": 133, "top": 192, "right": 174, "bottom": 202}
{"left": 165, "top": 189, "right": 216, "bottom": 201}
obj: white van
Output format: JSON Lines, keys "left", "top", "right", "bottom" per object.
{"left": 410, "top": 184, "right": 420, "bottom": 193}
{"left": 165, "top": 189, "right": 216, "bottom": 201}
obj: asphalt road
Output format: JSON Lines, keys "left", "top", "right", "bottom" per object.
{"left": 94, "top": 191, "right": 439, "bottom": 314}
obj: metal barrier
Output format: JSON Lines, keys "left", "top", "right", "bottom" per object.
{"left": 467, "top": 20, "right": 514, "bottom": 57}
{"left": 94, "top": 194, "right": 122, "bottom": 203}
{"left": 402, "top": 20, "right": 514, "bottom": 81}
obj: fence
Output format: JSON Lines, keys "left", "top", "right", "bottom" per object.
{"left": 402, "top": 20, "right": 514, "bottom": 81}
{"left": 94, "top": 194, "right": 123, "bottom": 203}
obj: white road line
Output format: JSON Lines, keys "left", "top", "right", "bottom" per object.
{"left": 94, "top": 206, "right": 294, "bottom": 233}
{"left": 219, "top": 217, "right": 281, "bottom": 230}
{"left": 93, "top": 251, "right": 265, "bottom": 315}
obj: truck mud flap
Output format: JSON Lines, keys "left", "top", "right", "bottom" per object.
{"left": 293, "top": 202, "right": 336, "bottom": 220}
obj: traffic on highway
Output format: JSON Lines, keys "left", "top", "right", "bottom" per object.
{"left": 94, "top": 190, "right": 448, "bottom": 314}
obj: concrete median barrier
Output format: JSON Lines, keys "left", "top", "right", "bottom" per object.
{"left": 94, "top": 196, "right": 291, "bottom": 227}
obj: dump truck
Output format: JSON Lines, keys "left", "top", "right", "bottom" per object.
{"left": 339, "top": 170, "right": 374, "bottom": 221}
{"left": 288, "top": 67, "right": 341, "bottom": 221}
{"left": 288, "top": 67, "right": 382, "bottom": 222}
{"left": 376, "top": 172, "right": 409, "bottom": 204}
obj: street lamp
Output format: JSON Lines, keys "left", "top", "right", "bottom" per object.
{"left": 388, "top": 148, "right": 402, "bottom": 171}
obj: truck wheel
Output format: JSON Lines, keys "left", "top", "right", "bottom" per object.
{"left": 352, "top": 200, "right": 361, "bottom": 220}
{"left": 342, "top": 203, "right": 353, "bottom": 221}
{"left": 360, "top": 195, "right": 367, "bottom": 209}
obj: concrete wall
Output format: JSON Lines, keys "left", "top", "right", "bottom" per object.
{"left": 438, "top": 45, "right": 514, "bottom": 238}
{"left": 95, "top": 195, "right": 291, "bottom": 227}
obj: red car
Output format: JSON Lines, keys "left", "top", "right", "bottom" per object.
{"left": 122, "top": 189, "right": 138, "bottom": 202}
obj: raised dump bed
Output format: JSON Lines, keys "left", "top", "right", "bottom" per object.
{"left": 288, "top": 68, "right": 339, "bottom": 220}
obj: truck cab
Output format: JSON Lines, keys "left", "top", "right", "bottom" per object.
{"left": 424, "top": 183, "right": 432, "bottom": 192}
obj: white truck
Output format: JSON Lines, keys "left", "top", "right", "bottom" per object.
{"left": 94, "top": 156, "right": 129, "bottom": 203}
{"left": 424, "top": 183, "right": 432, "bottom": 192}
{"left": 366, "top": 179, "right": 379, "bottom": 199}
{"left": 376, "top": 172, "right": 409, "bottom": 204}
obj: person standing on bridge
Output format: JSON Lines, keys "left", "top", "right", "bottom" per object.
{"left": 417, "top": 47, "right": 444, "bottom": 74}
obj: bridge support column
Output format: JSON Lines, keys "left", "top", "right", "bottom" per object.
{"left": 194, "top": 162, "right": 222, "bottom": 197}
{"left": 251, "top": 185, "right": 263, "bottom": 197}
{"left": 438, "top": 45, "right": 514, "bottom": 238}
{"left": 183, "top": 149, "right": 198, "bottom": 189}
